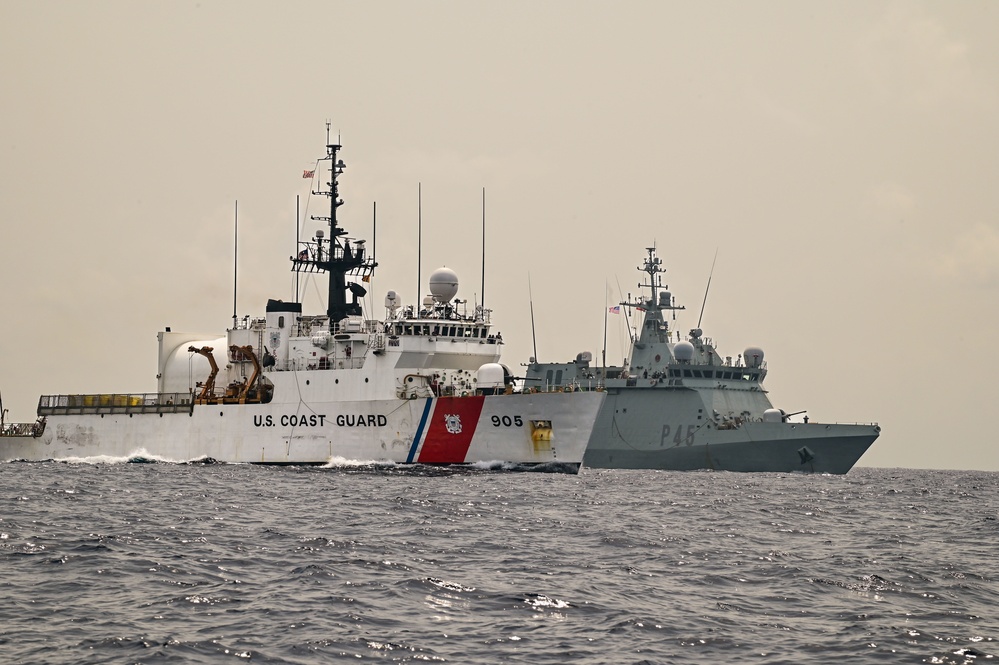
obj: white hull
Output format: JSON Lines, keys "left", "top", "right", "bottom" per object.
{"left": 0, "top": 391, "right": 602, "bottom": 468}
{"left": 1, "top": 132, "right": 611, "bottom": 473}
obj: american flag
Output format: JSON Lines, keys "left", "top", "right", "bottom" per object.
{"left": 608, "top": 306, "right": 621, "bottom": 314}
{"left": 302, "top": 169, "right": 315, "bottom": 179}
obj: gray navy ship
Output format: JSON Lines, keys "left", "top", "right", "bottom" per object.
{"left": 524, "top": 246, "right": 880, "bottom": 473}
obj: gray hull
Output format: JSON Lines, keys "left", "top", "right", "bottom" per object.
{"left": 525, "top": 245, "right": 881, "bottom": 474}
{"left": 582, "top": 389, "right": 879, "bottom": 473}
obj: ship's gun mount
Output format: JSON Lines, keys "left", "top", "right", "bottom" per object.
{"left": 763, "top": 409, "right": 808, "bottom": 423}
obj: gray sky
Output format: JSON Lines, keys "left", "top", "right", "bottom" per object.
{"left": 2, "top": 1, "right": 998, "bottom": 471}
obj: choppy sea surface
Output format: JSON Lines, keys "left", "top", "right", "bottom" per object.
{"left": 1, "top": 461, "right": 997, "bottom": 665}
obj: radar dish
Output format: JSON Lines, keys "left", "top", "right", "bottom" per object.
{"left": 674, "top": 341, "right": 695, "bottom": 361}
{"left": 744, "top": 346, "right": 765, "bottom": 368}
{"left": 429, "top": 267, "right": 459, "bottom": 303}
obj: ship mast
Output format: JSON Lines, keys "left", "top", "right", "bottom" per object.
{"left": 293, "top": 123, "right": 376, "bottom": 328}
{"left": 639, "top": 246, "right": 662, "bottom": 308}
{"left": 624, "top": 245, "right": 684, "bottom": 333}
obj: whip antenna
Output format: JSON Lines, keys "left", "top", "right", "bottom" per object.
{"left": 697, "top": 248, "right": 719, "bottom": 330}
{"left": 528, "top": 273, "right": 538, "bottom": 361}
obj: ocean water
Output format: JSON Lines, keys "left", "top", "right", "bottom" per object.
{"left": 1, "top": 462, "right": 996, "bottom": 665}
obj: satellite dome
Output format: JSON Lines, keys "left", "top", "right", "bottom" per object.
{"left": 429, "top": 267, "right": 459, "bottom": 303}
{"left": 674, "top": 340, "right": 695, "bottom": 361}
{"left": 385, "top": 290, "right": 399, "bottom": 309}
{"left": 744, "top": 346, "right": 765, "bottom": 368}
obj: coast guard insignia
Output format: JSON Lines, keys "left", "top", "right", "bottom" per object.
{"left": 444, "top": 414, "right": 462, "bottom": 435}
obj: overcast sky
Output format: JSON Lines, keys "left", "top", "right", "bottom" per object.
{"left": 2, "top": 1, "right": 998, "bottom": 471}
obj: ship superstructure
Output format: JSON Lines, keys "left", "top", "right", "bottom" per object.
{"left": 524, "top": 246, "right": 879, "bottom": 473}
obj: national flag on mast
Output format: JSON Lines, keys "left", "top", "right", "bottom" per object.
{"left": 608, "top": 305, "right": 621, "bottom": 314}
{"left": 303, "top": 169, "right": 315, "bottom": 179}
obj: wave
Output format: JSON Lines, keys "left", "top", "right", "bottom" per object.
{"left": 321, "top": 455, "right": 399, "bottom": 469}
{"left": 49, "top": 448, "right": 222, "bottom": 465}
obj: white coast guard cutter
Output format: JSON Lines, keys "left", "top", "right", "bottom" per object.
{"left": 0, "top": 128, "right": 603, "bottom": 470}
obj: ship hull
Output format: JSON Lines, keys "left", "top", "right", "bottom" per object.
{"left": 0, "top": 392, "right": 602, "bottom": 471}
{"left": 583, "top": 389, "right": 878, "bottom": 473}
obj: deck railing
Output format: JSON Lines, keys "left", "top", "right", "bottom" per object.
{"left": 37, "top": 393, "right": 194, "bottom": 415}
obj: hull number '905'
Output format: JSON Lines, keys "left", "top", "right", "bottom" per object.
{"left": 491, "top": 415, "right": 524, "bottom": 427}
